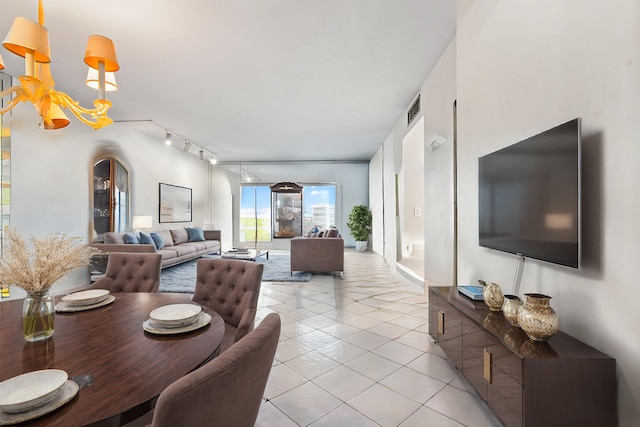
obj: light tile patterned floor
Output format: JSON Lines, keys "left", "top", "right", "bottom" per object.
{"left": 254, "top": 249, "right": 503, "bottom": 427}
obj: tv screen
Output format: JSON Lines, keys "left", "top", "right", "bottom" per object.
{"left": 478, "top": 118, "right": 581, "bottom": 268}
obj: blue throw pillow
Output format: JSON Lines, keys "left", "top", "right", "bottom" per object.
{"left": 186, "top": 227, "right": 205, "bottom": 242}
{"left": 124, "top": 232, "right": 140, "bottom": 244}
{"left": 139, "top": 232, "right": 154, "bottom": 246}
{"left": 150, "top": 232, "right": 165, "bottom": 250}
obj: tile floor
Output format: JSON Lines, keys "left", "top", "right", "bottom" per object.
{"left": 254, "top": 249, "right": 503, "bottom": 427}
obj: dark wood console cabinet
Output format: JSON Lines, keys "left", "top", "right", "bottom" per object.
{"left": 428, "top": 286, "right": 616, "bottom": 427}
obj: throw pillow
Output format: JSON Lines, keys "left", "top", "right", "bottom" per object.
{"left": 124, "top": 232, "right": 140, "bottom": 244}
{"left": 186, "top": 227, "right": 205, "bottom": 242}
{"left": 139, "top": 232, "right": 154, "bottom": 246}
{"left": 150, "top": 232, "right": 165, "bottom": 250}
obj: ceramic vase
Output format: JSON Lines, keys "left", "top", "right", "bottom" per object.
{"left": 23, "top": 290, "right": 55, "bottom": 342}
{"left": 483, "top": 282, "right": 504, "bottom": 312}
{"left": 503, "top": 294, "right": 523, "bottom": 327}
{"left": 517, "top": 293, "right": 559, "bottom": 342}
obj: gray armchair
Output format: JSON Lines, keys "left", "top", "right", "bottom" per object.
{"left": 192, "top": 258, "right": 263, "bottom": 353}
{"left": 148, "top": 313, "right": 280, "bottom": 427}
{"left": 91, "top": 252, "right": 162, "bottom": 293}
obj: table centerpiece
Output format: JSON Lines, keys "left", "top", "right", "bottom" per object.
{"left": 0, "top": 227, "right": 96, "bottom": 342}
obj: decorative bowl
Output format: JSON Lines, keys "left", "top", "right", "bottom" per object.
{"left": 149, "top": 304, "right": 202, "bottom": 328}
{"left": 61, "top": 289, "right": 110, "bottom": 306}
{"left": 0, "top": 369, "right": 68, "bottom": 413}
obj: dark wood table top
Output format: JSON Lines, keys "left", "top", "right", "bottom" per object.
{"left": 0, "top": 292, "right": 225, "bottom": 426}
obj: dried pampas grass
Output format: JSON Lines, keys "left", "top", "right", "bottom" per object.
{"left": 0, "top": 227, "right": 97, "bottom": 292}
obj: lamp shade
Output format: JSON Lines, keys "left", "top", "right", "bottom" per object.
{"left": 84, "top": 34, "right": 119, "bottom": 71}
{"left": 132, "top": 215, "right": 153, "bottom": 230}
{"left": 2, "top": 17, "right": 51, "bottom": 63}
{"left": 42, "top": 103, "right": 70, "bottom": 130}
{"left": 0, "top": 53, "right": 4, "bottom": 70}
{"left": 86, "top": 67, "right": 118, "bottom": 91}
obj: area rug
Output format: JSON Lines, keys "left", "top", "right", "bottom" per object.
{"left": 159, "top": 252, "right": 311, "bottom": 293}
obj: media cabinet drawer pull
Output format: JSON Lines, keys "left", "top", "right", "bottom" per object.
{"left": 437, "top": 311, "right": 445, "bottom": 334}
{"left": 483, "top": 348, "right": 492, "bottom": 383}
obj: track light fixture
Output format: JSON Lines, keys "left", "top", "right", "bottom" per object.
{"left": 112, "top": 119, "right": 218, "bottom": 162}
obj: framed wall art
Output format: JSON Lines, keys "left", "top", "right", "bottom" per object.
{"left": 159, "top": 183, "right": 192, "bottom": 223}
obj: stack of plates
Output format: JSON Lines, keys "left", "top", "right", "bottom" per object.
{"left": 0, "top": 369, "right": 79, "bottom": 424}
{"left": 56, "top": 289, "right": 115, "bottom": 312}
{"left": 144, "top": 304, "right": 210, "bottom": 334}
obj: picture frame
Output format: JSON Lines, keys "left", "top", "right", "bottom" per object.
{"left": 159, "top": 183, "right": 192, "bottom": 223}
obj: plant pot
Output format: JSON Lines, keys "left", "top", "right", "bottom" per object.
{"left": 355, "top": 241, "right": 368, "bottom": 252}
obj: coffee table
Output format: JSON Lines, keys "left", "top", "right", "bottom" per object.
{"left": 221, "top": 249, "right": 269, "bottom": 261}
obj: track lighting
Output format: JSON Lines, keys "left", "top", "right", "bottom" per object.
{"left": 199, "top": 148, "right": 204, "bottom": 160}
{"left": 165, "top": 131, "right": 171, "bottom": 146}
{"left": 183, "top": 141, "right": 192, "bottom": 152}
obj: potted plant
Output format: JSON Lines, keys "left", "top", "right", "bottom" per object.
{"left": 347, "top": 204, "right": 372, "bottom": 252}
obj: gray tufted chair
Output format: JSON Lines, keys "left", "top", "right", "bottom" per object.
{"left": 92, "top": 252, "right": 163, "bottom": 293}
{"left": 192, "top": 258, "right": 263, "bottom": 353}
{"left": 148, "top": 313, "right": 280, "bottom": 427}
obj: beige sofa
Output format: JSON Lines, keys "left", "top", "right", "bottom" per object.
{"left": 92, "top": 228, "right": 221, "bottom": 269}
{"left": 290, "top": 232, "right": 344, "bottom": 275}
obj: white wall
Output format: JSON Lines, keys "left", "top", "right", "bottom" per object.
{"left": 401, "top": 116, "right": 424, "bottom": 254}
{"left": 456, "top": 1, "right": 640, "bottom": 424}
{"left": 369, "top": 147, "right": 384, "bottom": 255}
{"left": 422, "top": 39, "right": 457, "bottom": 287}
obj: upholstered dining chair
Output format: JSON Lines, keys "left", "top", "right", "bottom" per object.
{"left": 148, "top": 313, "right": 281, "bottom": 427}
{"left": 192, "top": 258, "right": 263, "bottom": 353}
{"left": 92, "top": 252, "right": 163, "bottom": 293}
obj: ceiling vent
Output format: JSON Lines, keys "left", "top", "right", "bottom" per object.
{"left": 407, "top": 95, "right": 420, "bottom": 126}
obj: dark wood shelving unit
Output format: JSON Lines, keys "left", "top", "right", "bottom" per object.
{"left": 428, "top": 286, "right": 616, "bottom": 427}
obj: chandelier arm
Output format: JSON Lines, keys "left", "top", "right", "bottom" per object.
{"left": 0, "top": 86, "right": 28, "bottom": 114}
{"left": 50, "top": 91, "right": 113, "bottom": 130}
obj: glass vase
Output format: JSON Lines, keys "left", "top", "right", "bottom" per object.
{"left": 23, "top": 289, "right": 55, "bottom": 342}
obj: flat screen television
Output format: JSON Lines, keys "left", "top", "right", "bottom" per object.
{"left": 478, "top": 118, "right": 581, "bottom": 269}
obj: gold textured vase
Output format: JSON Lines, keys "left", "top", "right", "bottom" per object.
{"left": 517, "top": 293, "right": 559, "bottom": 342}
{"left": 483, "top": 282, "right": 504, "bottom": 312}
{"left": 503, "top": 294, "right": 523, "bottom": 327}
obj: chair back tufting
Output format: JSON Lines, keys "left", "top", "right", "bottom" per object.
{"left": 92, "top": 252, "right": 162, "bottom": 293}
{"left": 193, "top": 258, "right": 263, "bottom": 350}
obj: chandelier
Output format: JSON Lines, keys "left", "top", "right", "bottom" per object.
{"left": 0, "top": 0, "right": 119, "bottom": 130}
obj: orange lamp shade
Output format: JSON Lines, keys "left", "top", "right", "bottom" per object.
{"left": 84, "top": 35, "right": 119, "bottom": 72}
{"left": 42, "top": 103, "right": 70, "bottom": 130}
{"left": 0, "top": 53, "right": 4, "bottom": 70}
{"left": 2, "top": 17, "right": 51, "bottom": 63}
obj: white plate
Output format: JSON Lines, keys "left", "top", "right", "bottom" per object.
{"left": 143, "top": 312, "right": 211, "bottom": 335}
{"left": 149, "top": 304, "right": 202, "bottom": 328}
{"left": 0, "top": 370, "right": 68, "bottom": 414}
{"left": 55, "top": 294, "right": 116, "bottom": 313}
{"left": 61, "top": 289, "right": 110, "bottom": 306}
{"left": 0, "top": 380, "right": 79, "bottom": 425}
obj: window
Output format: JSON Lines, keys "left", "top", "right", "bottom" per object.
{"left": 240, "top": 185, "right": 271, "bottom": 243}
{"left": 240, "top": 184, "right": 337, "bottom": 241}
{"left": 302, "top": 185, "right": 336, "bottom": 235}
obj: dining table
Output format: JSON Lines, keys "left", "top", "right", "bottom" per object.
{"left": 0, "top": 292, "right": 225, "bottom": 426}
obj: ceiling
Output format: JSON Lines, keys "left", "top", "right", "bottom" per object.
{"left": 1, "top": 1, "right": 456, "bottom": 163}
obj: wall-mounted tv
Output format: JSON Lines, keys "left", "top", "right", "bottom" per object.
{"left": 478, "top": 118, "right": 581, "bottom": 269}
